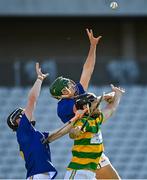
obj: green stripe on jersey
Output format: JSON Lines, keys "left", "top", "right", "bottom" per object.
{"left": 74, "top": 138, "right": 103, "bottom": 145}
{"left": 86, "top": 124, "right": 99, "bottom": 133}
{"left": 68, "top": 162, "right": 97, "bottom": 170}
{"left": 72, "top": 151, "right": 102, "bottom": 159}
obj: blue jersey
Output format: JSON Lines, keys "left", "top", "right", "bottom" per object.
{"left": 57, "top": 82, "right": 85, "bottom": 123}
{"left": 16, "top": 114, "right": 57, "bottom": 179}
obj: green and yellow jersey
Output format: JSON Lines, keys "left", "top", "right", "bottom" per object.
{"left": 67, "top": 112, "right": 105, "bottom": 172}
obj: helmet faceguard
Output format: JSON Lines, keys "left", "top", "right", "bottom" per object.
{"left": 50, "top": 76, "right": 76, "bottom": 99}
{"left": 7, "top": 108, "right": 23, "bottom": 131}
{"left": 75, "top": 93, "right": 97, "bottom": 110}
{"left": 75, "top": 93, "right": 104, "bottom": 116}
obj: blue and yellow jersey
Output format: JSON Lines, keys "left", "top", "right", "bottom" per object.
{"left": 57, "top": 82, "right": 85, "bottom": 123}
{"left": 16, "top": 114, "right": 57, "bottom": 179}
{"left": 67, "top": 113, "right": 105, "bottom": 171}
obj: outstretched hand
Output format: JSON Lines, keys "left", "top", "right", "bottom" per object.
{"left": 103, "top": 92, "right": 115, "bottom": 103}
{"left": 36, "top": 62, "right": 48, "bottom": 80}
{"left": 86, "top": 28, "right": 102, "bottom": 46}
{"left": 110, "top": 84, "right": 125, "bottom": 95}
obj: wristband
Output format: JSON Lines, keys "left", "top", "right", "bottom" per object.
{"left": 37, "top": 75, "right": 44, "bottom": 81}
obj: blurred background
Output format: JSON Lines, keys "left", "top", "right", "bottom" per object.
{"left": 0, "top": 0, "right": 147, "bottom": 179}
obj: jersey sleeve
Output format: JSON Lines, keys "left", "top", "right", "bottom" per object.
{"left": 76, "top": 82, "right": 85, "bottom": 94}
{"left": 74, "top": 116, "right": 101, "bottom": 134}
{"left": 73, "top": 117, "right": 87, "bottom": 128}
{"left": 19, "top": 114, "right": 31, "bottom": 130}
{"left": 16, "top": 114, "right": 33, "bottom": 145}
{"left": 85, "top": 122, "right": 99, "bottom": 133}
{"left": 73, "top": 117, "right": 97, "bottom": 133}
{"left": 57, "top": 99, "right": 75, "bottom": 123}
{"left": 57, "top": 82, "right": 85, "bottom": 124}
{"left": 96, "top": 112, "right": 105, "bottom": 125}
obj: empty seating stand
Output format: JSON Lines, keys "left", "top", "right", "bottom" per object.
{"left": 0, "top": 86, "right": 147, "bottom": 179}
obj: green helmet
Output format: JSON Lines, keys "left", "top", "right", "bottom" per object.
{"left": 50, "top": 76, "right": 71, "bottom": 99}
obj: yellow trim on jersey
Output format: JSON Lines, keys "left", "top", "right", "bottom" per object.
{"left": 88, "top": 120, "right": 97, "bottom": 127}
{"left": 75, "top": 132, "right": 93, "bottom": 140}
{"left": 74, "top": 121, "right": 83, "bottom": 127}
{"left": 20, "top": 151, "right": 24, "bottom": 160}
{"left": 75, "top": 119, "right": 98, "bottom": 128}
{"left": 72, "top": 145, "right": 104, "bottom": 153}
{"left": 71, "top": 156, "right": 100, "bottom": 165}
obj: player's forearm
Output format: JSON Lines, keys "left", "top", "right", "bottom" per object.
{"left": 28, "top": 78, "right": 43, "bottom": 104}
{"left": 48, "top": 111, "right": 87, "bottom": 142}
{"left": 103, "top": 92, "right": 122, "bottom": 119}
{"left": 80, "top": 45, "right": 97, "bottom": 90}
{"left": 111, "top": 92, "right": 122, "bottom": 111}
{"left": 48, "top": 114, "right": 83, "bottom": 142}
{"left": 83, "top": 45, "right": 97, "bottom": 74}
{"left": 47, "top": 122, "right": 74, "bottom": 143}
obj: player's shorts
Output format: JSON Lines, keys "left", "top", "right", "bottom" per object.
{"left": 27, "top": 172, "right": 55, "bottom": 180}
{"left": 97, "top": 153, "right": 111, "bottom": 169}
{"left": 64, "top": 153, "right": 110, "bottom": 179}
{"left": 64, "top": 169, "right": 95, "bottom": 180}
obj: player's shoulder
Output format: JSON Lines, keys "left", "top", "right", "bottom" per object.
{"left": 57, "top": 98, "right": 75, "bottom": 113}
{"left": 76, "top": 82, "right": 85, "bottom": 94}
{"left": 58, "top": 98, "right": 74, "bottom": 105}
{"left": 20, "top": 113, "right": 29, "bottom": 123}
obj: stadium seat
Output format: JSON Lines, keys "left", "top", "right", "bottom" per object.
{"left": 1, "top": 86, "right": 147, "bottom": 179}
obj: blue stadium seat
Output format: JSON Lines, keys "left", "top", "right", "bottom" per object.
{"left": 0, "top": 86, "right": 147, "bottom": 179}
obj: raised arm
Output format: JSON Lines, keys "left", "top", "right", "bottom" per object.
{"left": 44, "top": 116, "right": 78, "bottom": 143}
{"left": 80, "top": 29, "right": 102, "bottom": 90}
{"left": 25, "top": 63, "right": 48, "bottom": 121}
{"left": 43, "top": 109, "right": 87, "bottom": 143}
{"left": 102, "top": 84, "right": 125, "bottom": 120}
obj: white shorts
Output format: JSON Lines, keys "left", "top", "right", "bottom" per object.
{"left": 97, "top": 153, "right": 111, "bottom": 169}
{"left": 64, "top": 169, "right": 95, "bottom": 180}
{"left": 27, "top": 172, "right": 55, "bottom": 180}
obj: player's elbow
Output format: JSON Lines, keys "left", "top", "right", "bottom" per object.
{"left": 28, "top": 93, "right": 37, "bottom": 104}
{"left": 83, "top": 66, "right": 94, "bottom": 75}
{"left": 103, "top": 107, "right": 116, "bottom": 120}
{"left": 109, "top": 107, "right": 116, "bottom": 118}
